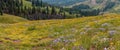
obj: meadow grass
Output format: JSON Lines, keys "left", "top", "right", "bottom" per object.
{"left": 0, "top": 14, "right": 28, "bottom": 24}
{"left": 0, "top": 13, "right": 120, "bottom": 50}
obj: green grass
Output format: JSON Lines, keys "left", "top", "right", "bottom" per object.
{"left": 23, "top": 0, "right": 32, "bottom": 8}
{"left": 0, "top": 13, "right": 120, "bottom": 50}
{"left": 0, "top": 14, "right": 28, "bottom": 24}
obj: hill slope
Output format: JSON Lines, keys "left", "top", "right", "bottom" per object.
{"left": 23, "top": 0, "right": 32, "bottom": 7}
{"left": 43, "top": 0, "right": 86, "bottom": 6}
{"left": 0, "top": 14, "right": 120, "bottom": 50}
{"left": 44, "top": 0, "right": 120, "bottom": 13}
{"left": 0, "top": 14, "right": 28, "bottom": 24}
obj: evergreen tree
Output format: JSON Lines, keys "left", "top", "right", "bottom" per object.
{"left": 32, "top": 6, "right": 36, "bottom": 14}
{"left": 0, "top": 8, "right": 3, "bottom": 15}
{"left": 32, "top": 0, "right": 35, "bottom": 6}
{"left": 40, "top": 0, "right": 43, "bottom": 7}
{"left": 36, "top": 0, "right": 40, "bottom": 6}
{"left": 46, "top": 6, "right": 49, "bottom": 14}
{"left": 63, "top": 12, "right": 66, "bottom": 18}
{"left": 51, "top": 7, "right": 56, "bottom": 14}
{"left": 58, "top": 8, "right": 63, "bottom": 14}
{"left": 20, "top": 0, "right": 23, "bottom": 6}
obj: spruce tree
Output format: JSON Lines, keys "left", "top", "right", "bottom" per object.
{"left": 0, "top": 0, "right": 3, "bottom": 15}
{"left": 20, "top": 0, "right": 23, "bottom": 6}
{"left": 51, "top": 7, "right": 56, "bottom": 14}
{"left": 40, "top": 0, "right": 43, "bottom": 7}
{"left": 0, "top": 8, "right": 3, "bottom": 15}
{"left": 46, "top": 6, "right": 49, "bottom": 14}
{"left": 32, "top": 0, "right": 35, "bottom": 6}
{"left": 32, "top": 6, "right": 36, "bottom": 14}
{"left": 36, "top": 0, "right": 40, "bottom": 6}
{"left": 59, "top": 8, "right": 63, "bottom": 14}
{"left": 63, "top": 12, "right": 66, "bottom": 18}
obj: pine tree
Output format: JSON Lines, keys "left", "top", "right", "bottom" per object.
{"left": 0, "top": 8, "right": 3, "bottom": 15}
{"left": 20, "top": 0, "right": 23, "bottom": 6}
{"left": 63, "top": 12, "right": 66, "bottom": 18}
{"left": 32, "top": 6, "right": 36, "bottom": 14}
{"left": 32, "top": 0, "right": 35, "bottom": 6}
{"left": 58, "top": 8, "right": 63, "bottom": 14}
{"left": 0, "top": 0, "right": 3, "bottom": 16}
{"left": 46, "top": 6, "right": 49, "bottom": 14}
{"left": 36, "top": 0, "right": 40, "bottom": 6}
{"left": 51, "top": 7, "right": 56, "bottom": 14}
{"left": 40, "top": 0, "right": 43, "bottom": 7}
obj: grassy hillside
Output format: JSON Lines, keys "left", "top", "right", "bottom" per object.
{"left": 23, "top": 0, "right": 32, "bottom": 8}
{"left": 44, "top": 0, "right": 120, "bottom": 14}
{"left": 0, "top": 14, "right": 120, "bottom": 50}
{"left": 0, "top": 14, "right": 28, "bottom": 24}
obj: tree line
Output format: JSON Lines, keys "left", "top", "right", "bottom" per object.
{"left": 0, "top": 0, "right": 78, "bottom": 20}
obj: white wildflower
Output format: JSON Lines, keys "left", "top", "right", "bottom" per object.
{"left": 101, "top": 23, "right": 111, "bottom": 27}
{"left": 104, "top": 47, "right": 108, "bottom": 50}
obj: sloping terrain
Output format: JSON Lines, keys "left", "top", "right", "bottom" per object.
{"left": 23, "top": 0, "right": 32, "bottom": 7}
{"left": 43, "top": 0, "right": 86, "bottom": 6}
{"left": 44, "top": 0, "right": 120, "bottom": 13}
{"left": 0, "top": 14, "right": 28, "bottom": 24}
{"left": 0, "top": 14, "right": 120, "bottom": 50}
